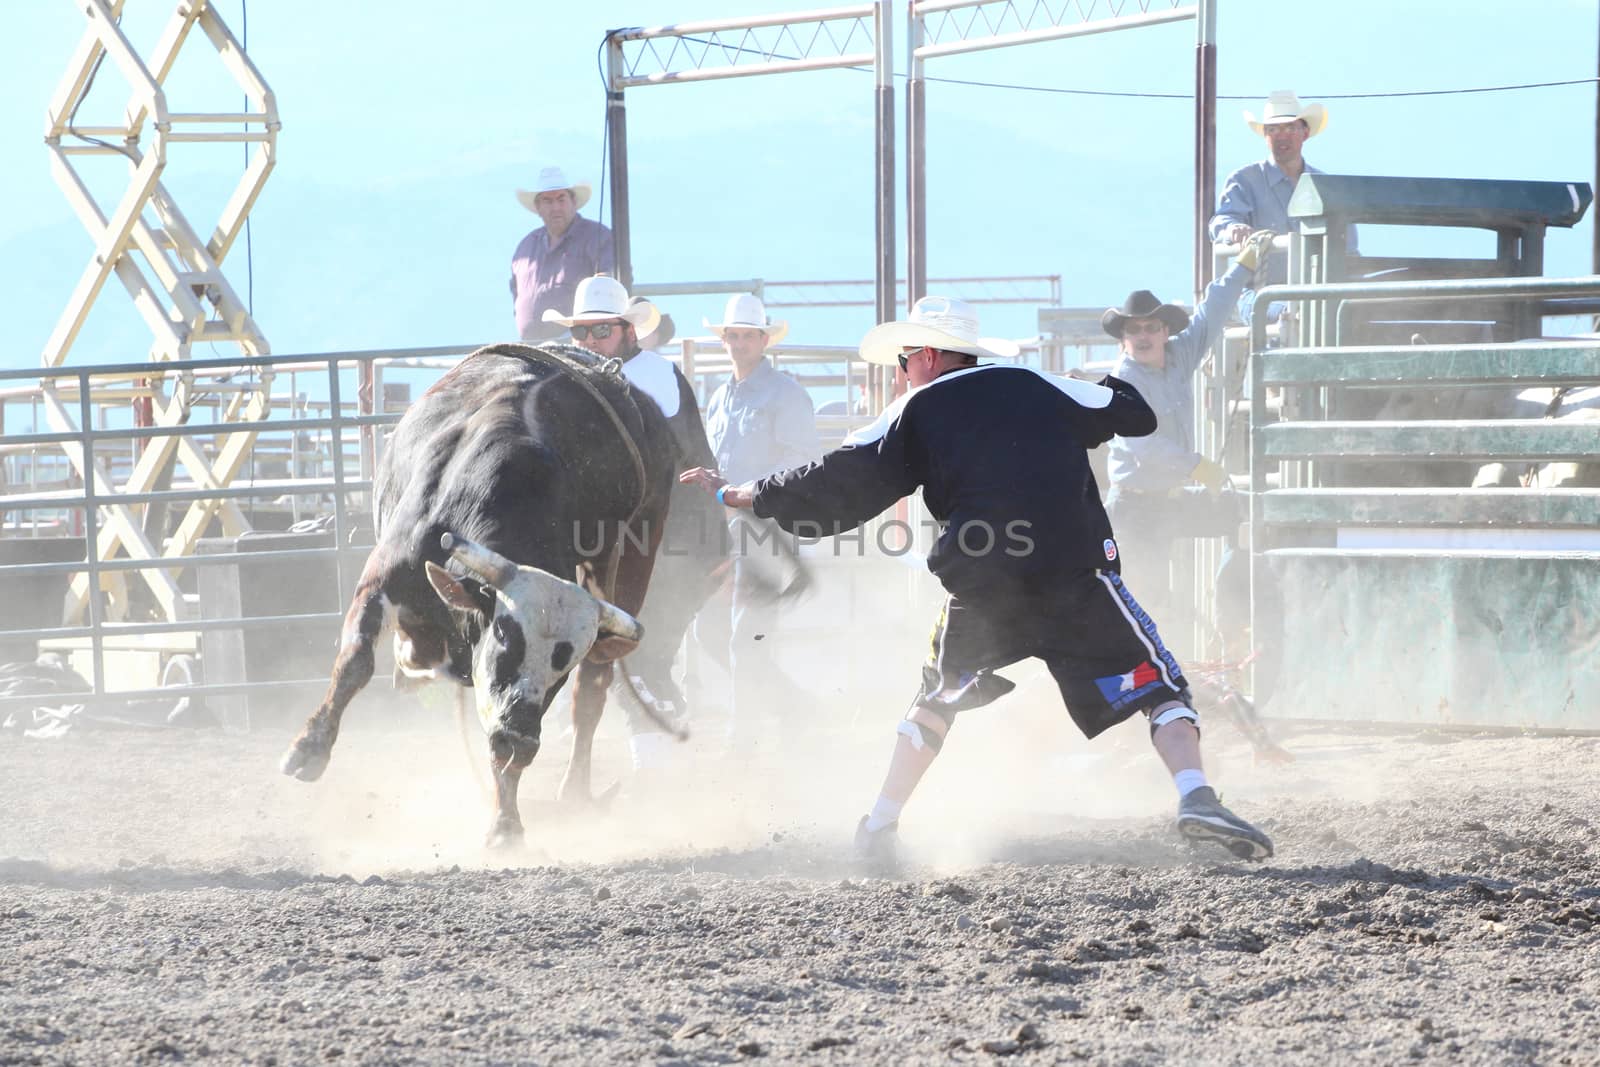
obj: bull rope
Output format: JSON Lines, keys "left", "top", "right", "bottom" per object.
{"left": 496, "top": 343, "right": 649, "bottom": 599}
{"left": 497, "top": 344, "right": 686, "bottom": 741}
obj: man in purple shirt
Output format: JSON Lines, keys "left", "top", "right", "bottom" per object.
{"left": 510, "top": 167, "right": 615, "bottom": 341}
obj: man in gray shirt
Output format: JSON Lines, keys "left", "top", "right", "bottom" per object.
{"left": 700, "top": 294, "right": 820, "bottom": 753}
{"left": 1209, "top": 91, "right": 1358, "bottom": 323}
{"left": 1102, "top": 234, "right": 1272, "bottom": 631}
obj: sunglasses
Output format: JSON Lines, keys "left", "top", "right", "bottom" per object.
{"left": 897, "top": 346, "right": 926, "bottom": 372}
{"left": 1121, "top": 320, "right": 1167, "bottom": 337}
{"left": 571, "top": 321, "right": 623, "bottom": 341}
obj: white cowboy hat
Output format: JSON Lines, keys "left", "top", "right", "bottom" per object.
{"left": 703, "top": 293, "right": 789, "bottom": 346}
{"left": 541, "top": 275, "right": 657, "bottom": 329}
{"left": 1245, "top": 90, "right": 1327, "bottom": 138}
{"left": 516, "top": 166, "right": 593, "bottom": 213}
{"left": 858, "top": 296, "right": 1021, "bottom": 366}
{"left": 627, "top": 295, "right": 663, "bottom": 342}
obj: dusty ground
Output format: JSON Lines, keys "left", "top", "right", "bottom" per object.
{"left": 1, "top": 690, "right": 1597, "bottom": 1066}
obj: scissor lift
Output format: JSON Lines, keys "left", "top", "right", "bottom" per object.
{"left": 38, "top": 0, "right": 278, "bottom": 627}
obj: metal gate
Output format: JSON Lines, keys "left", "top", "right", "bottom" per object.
{"left": 1248, "top": 275, "right": 1600, "bottom": 731}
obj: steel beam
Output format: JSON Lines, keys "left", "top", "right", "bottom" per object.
{"left": 1258, "top": 419, "right": 1600, "bottom": 462}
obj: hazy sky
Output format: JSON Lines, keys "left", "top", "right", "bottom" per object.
{"left": 0, "top": 0, "right": 1595, "bottom": 370}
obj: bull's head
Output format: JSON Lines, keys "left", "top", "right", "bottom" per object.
{"left": 424, "top": 532, "right": 642, "bottom": 760}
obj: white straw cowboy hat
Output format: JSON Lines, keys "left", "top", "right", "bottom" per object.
{"left": 858, "top": 296, "right": 1021, "bottom": 366}
{"left": 1245, "top": 90, "right": 1327, "bottom": 138}
{"left": 542, "top": 275, "right": 657, "bottom": 329}
{"left": 704, "top": 293, "right": 789, "bottom": 346}
{"left": 516, "top": 166, "right": 592, "bottom": 213}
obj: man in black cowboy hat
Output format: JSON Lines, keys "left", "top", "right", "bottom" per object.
{"left": 1101, "top": 234, "right": 1273, "bottom": 636}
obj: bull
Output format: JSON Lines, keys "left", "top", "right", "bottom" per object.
{"left": 280, "top": 343, "right": 675, "bottom": 845}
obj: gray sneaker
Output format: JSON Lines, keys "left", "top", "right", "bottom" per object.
{"left": 854, "top": 816, "right": 899, "bottom": 867}
{"left": 1177, "top": 787, "right": 1274, "bottom": 860}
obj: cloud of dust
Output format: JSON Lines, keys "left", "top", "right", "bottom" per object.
{"left": 0, "top": 554, "right": 1451, "bottom": 883}
{"left": 274, "top": 556, "right": 1235, "bottom": 877}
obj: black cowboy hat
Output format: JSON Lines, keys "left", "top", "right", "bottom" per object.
{"left": 1100, "top": 290, "right": 1191, "bottom": 339}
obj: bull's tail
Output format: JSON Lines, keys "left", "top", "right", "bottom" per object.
{"left": 454, "top": 687, "right": 495, "bottom": 803}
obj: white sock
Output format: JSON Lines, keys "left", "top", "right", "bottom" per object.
{"left": 1173, "top": 768, "right": 1208, "bottom": 799}
{"left": 864, "top": 795, "right": 903, "bottom": 832}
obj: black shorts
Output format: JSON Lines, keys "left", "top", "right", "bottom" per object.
{"left": 913, "top": 570, "right": 1190, "bottom": 739}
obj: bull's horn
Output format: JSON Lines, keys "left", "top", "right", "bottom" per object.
{"left": 440, "top": 532, "right": 518, "bottom": 589}
{"left": 595, "top": 598, "right": 644, "bottom": 644}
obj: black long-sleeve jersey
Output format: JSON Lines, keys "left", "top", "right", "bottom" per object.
{"left": 750, "top": 364, "right": 1156, "bottom": 599}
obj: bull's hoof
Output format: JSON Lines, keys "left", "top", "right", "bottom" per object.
{"left": 556, "top": 779, "right": 622, "bottom": 813}
{"left": 484, "top": 815, "right": 525, "bottom": 849}
{"left": 279, "top": 739, "right": 330, "bottom": 782}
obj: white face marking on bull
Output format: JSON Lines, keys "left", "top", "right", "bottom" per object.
{"left": 469, "top": 568, "right": 605, "bottom": 737}
{"left": 425, "top": 534, "right": 642, "bottom": 744}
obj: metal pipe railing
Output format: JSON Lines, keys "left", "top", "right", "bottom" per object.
{"left": 1249, "top": 275, "right": 1600, "bottom": 355}
{"left": 0, "top": 334, "right": 926, "bottom": 717}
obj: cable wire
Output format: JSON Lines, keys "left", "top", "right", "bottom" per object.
{"left": 657, "top": 32, "right": 1597, "bottom": 101}
{"left": 927, "top": 73, "right": 1600, "bottom": 101}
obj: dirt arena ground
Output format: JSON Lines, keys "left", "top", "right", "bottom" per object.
{"left": 2, "top": 692, "right": 1597, "bottom": 1066}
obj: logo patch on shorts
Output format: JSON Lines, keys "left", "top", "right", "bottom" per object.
{"left": 1094, "top": 660, "right": 1164, "bottom": 710}
{"left": 1103, "top": 538, "right": 1118, "bottom": 561}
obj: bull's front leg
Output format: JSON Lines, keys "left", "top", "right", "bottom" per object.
{"left": 485, "top": 728, "right": 538, "bottom": 848}
{"left": 557, "top": 658, "right": 616, "bottom": 807}
{"left": 280, "top": 585, "right": 385, "bottom": 782}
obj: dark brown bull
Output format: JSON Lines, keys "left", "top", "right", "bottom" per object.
{"left": 280, "top": 343, "right": 675, "bottom": 845}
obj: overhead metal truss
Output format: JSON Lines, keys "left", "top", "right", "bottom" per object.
{"left": 910, "top": 0, "right": 1192, "bottom": 58}
{"left": 40, "top": 0, "right": 279, "bottom": 626}
{"left": 605, "top": 1, "right": 897, "bottom": 341}
{"left": 611, "top": 5, "right": 878, "bottom": 86}
{"left": 904, "top": 0, "right": 1205, "bottom": 302}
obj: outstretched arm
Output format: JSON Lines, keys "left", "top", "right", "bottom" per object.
{"left": 681, "top": 411, "right": 921, "bottom": 536}
{"left": 1209, "top": 166, "right": 1260, "bottom": 242}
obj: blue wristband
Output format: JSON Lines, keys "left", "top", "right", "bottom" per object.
{"left": 716, "top": 485, "right": 730, "bottom": 506}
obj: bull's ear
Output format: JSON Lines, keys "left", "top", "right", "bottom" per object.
{"left": 425, "top": 561, "right": 482, "bottom": 614}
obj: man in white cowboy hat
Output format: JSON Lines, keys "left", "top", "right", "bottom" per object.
{"left": 511, "top": 166, "right": 615, "bottom": 342}
{"left": 1209, "top": 91, "right": 1359, "bottom": 318}
{"left": 698, "top": 293, "right": 820, "bottom": 753}
{"left": 545, "top": 275, "right": 728, "bottom": 773}
{"left": 680, "top": 297, "right": 1275, "bottom": 864}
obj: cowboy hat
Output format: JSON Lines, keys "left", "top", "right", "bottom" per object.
{"left": 628, "top": 295, "right": 664, "bottom": 343}
{"left": 1244, "top": 90, "right": 1327, "bottom": 138}
{"left": 858, "top": 296, "right": 1021, "bottom": 366}
{"left": 704, "top": 293, "right": 789, "bottom": 346}
{"left": 633, "top": 297, "right": 676, "bottom": 349}
{"left": 516, "top": 166, "right": 593, "bottom": 213}
{"left": 1101, "top": 291, "right": 1190, "bottom": 339}
{"left": 542, "top": 275, "right": 657, "bottom": 329}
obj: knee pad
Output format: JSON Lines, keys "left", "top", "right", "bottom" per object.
{"left": 1147, "top": 701, "right": 1199, "bottom": 738}
{"left": 896, "top": 717, "right": 946, "bottom": 753}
